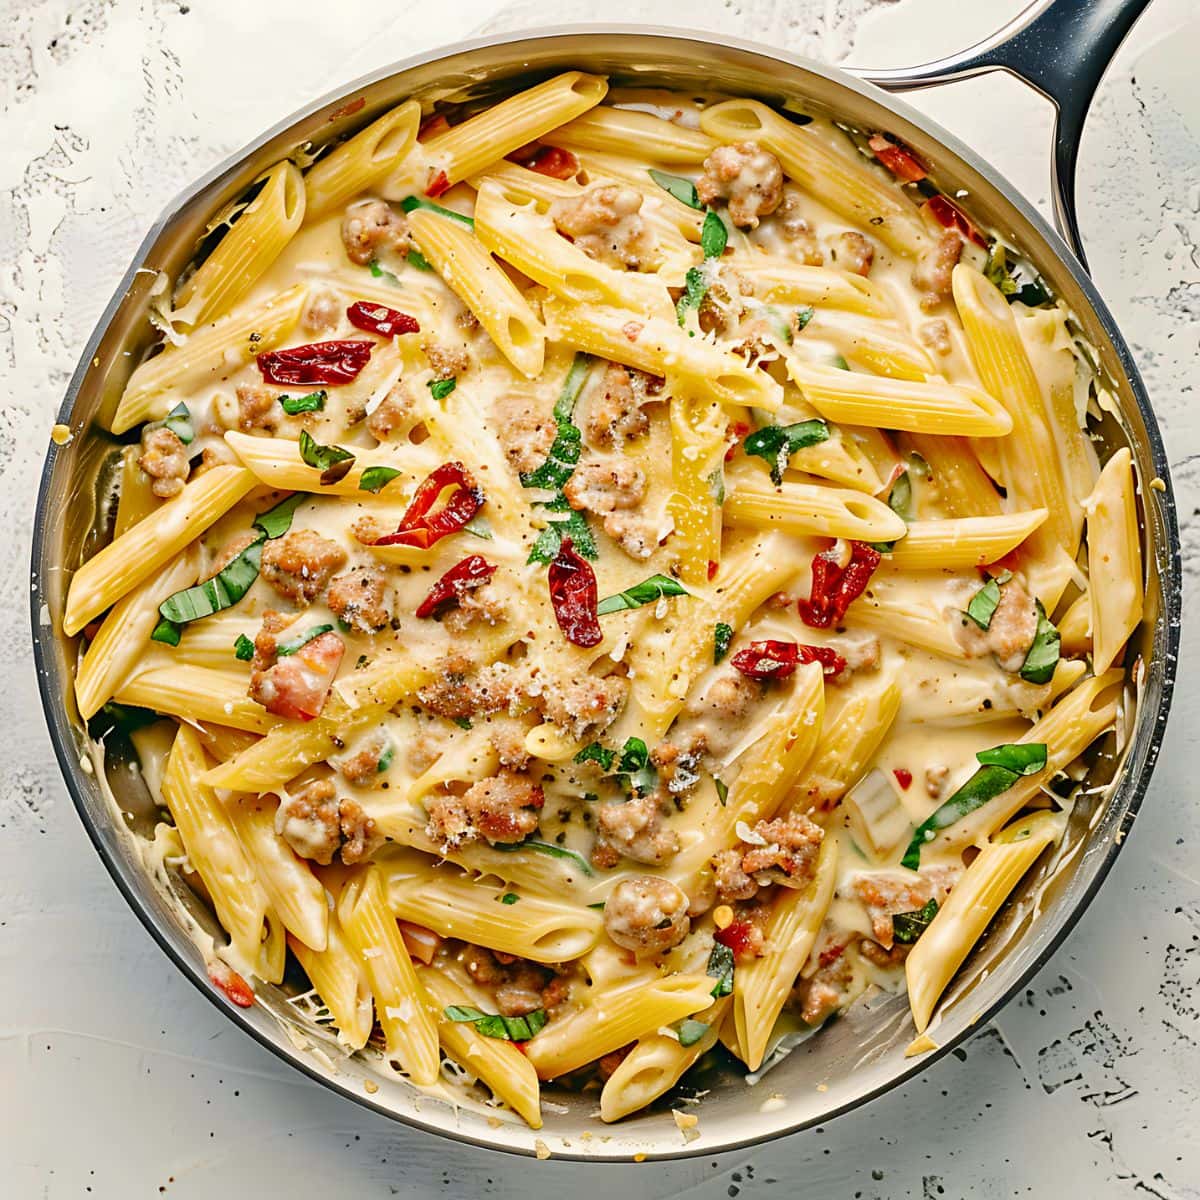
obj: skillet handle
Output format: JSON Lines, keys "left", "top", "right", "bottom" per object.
{"left": 854, "top": 0, "right": 1152, "bottom": 268}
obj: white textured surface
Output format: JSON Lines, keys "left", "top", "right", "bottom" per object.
{"left": 3, "top": 1, "right": 1199, "bottom": 1195}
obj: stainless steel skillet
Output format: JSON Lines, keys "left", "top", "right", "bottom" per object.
{"left": 29, "top": 0, "right": 1181, "bottom": 1161}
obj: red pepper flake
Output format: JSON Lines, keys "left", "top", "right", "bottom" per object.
{"left": 714, "top": 919, "right": 756, "bottom": 959}
{"left": 425, "top": 168, "right": 451, "bottom": 198}
{"left": 798, "top": 541, "right": 881, "bottom": 629}
{"left": 375, "top": 461, "right": 484, "bottom": 549}
{"left": 725, "top": 420, "right": 751, "bottom": 462}
{"left": 208, "top": 960, "right": 254, "bottom": 1007}
{"left": 731, "top": 639, "right": 845, "bottom": 681}
{"left": 893, "top": 767, "right": 913, "bottom": 791}
{"left": 922, "top": 194, "right": 989, "bottom": 248}
{"left": 257, "top": 339, "right": 373, "bottom": 386}
{"left": 418, "top": 112, "right": 451, "bottom": 140}
{"left": 329, "top": 96, "right": 366, "bottom": 121}
{"left": 707, "top": 559, "right": 719, "bottom": 582}
{"left": 415, "top": 554, "right": 496, "bottom": 618}
{"left": 520, "top": 145, "right": 580, "bottom": 180}
{"left": 868, "top": 133, "right": 927, "bottom": 183}
{"left": 548, "top": 537, "right": 602, "bottom": 648}
{"left": 346, "top": 301, "right": 420, "bottom": 338}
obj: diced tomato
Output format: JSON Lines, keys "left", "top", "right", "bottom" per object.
{"left": 893, "top": 767, "right": 913, "bottom": 790}
{"left": 715, "top": 919, "right": 756, "bottom": 959}
{"left": 425, "top": 168, "right": 451, "bottom": 198}
{"left": 208, "top": 959, "right": 254, "bottom": 1007}
{"left": 257, "top": 631, "right": 345, "bottom": 721}
{"left": 398, "top": 921, "right": 442, "bottom": 965}
{"left": 418, "top": 112, "right": 451, "bottom": 140}
{"left": 868, "top": 134, "right": 927, "bottom": 183}
{"left": 922, "top": 194, "right": 989, "bottom": 248}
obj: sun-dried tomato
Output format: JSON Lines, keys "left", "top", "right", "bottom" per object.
{"left": 922, "top": 194, "right": 989, "bottom": 248}
{"left": 548, "top": 537, "right": 602, "bottom": 648}
{"left": 415, "top": 554, "right": 496, "bottom": 618}
{"left": 375, "top": 462, "right": 483, "bottom": 550}
{"left": 518, "top": 145, "right": 580, "bottom": 180}
{"left": 868, "top": 133, "right": 927, "bottom": 183}
{"left": 731, "top": 640, "right": 846, "bottom": 681}
{"left": 798, "top": 542, "right": 881, "bottom": 628}
{"left": 346, "top": 301, "right": 420, "bottom": 338}
{"left": 257, "top": 339, "right": 373, "bottom": 386}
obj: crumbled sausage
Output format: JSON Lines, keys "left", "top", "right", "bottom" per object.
{"left": 832, "top": 231, "right": 875, "bottom": 277}
{"left": 597, "top": 1044, "right": 634, "bottom": 1080}
{"left": 366, "top": 382, "right": 416, "bottom": 442}
{"left": 603, "top": 876, "right": 691, "bottom": 957}
{"left": 828, "top": 633, "right": 881, "bottom": 685}
{"left": 712, "top": 812, "right": 824, "bottom": 903}
{"left": 858, "top": 938, "right": 910, "bottom": 968}
{"left": 951, "top": 577, "right": 1038, "bottom": 672}
{"left": 537, "top": 672, "right": 629, "bottom": 741}
{"left": 582, "top": 363, "right": 657, "bottom": 450}
{"left": 341, "top": 199, "right": 410, "bottom": 266}
{"left": 492, "top": 391, "right": 557, "bottom": 475}
{"left": 913, "top": 230, "right": 963, "bottom": 311}
{"left": 425, "top": 769, "right": 544, "bottom": 848}
{"left": 651, "top": 737, "right": 706, "bottom": 797}
{"left": 793, "top": 943, "right": 853, "bottom": 1025}
{"left": 674, "top": 668, "right": 764, "bottom": 758}
{"left": 925, "top": 764, "right": 950, "bottom": 799}
{"left": 249, "top": 609, "right": 289, "bottom": 671}
{"left": 302, "top": 289, "right": 342, "bottom": 335}
{"left": 327, "top": 566, "right": 391, "bottom": 632}
{"left": 424, "top": 341, "right": 470, "bottom": 380}
{"left": 463, "top": 946, "right": 564, "bottom": 1017}
{"left": 550, "top": 185, "right": 655, "bottom": 270}
{"left": 138, "top": 426, "right": 189, "bottom": 499}
{"left": 338, "top": 738, "right": 389, "bottom": 784}
{"left": 563, "top": 461, "right": 654, "bottom": 559}
{"left": 276, "top": 779, "right": 378, "bottom": 866}
{"left": 603, "top": 513, "right": 659, "bottom": 561}
{"left": 442, "top": 581, "right": 507, "bottom": 636}
{"left": 852, "top": 866, "right": 958, "bottom": 949}
{"left": 191, "top": 443, "right": 236, "bottom": 476}
{"left": 260, "top": 530, "right": 348, "bottom": 605}
{"left": 768, "top": 191, "right": 824, "bottom": 264}
{"left": 919, "top": 318, "right": 953, "bottom": 356}
{"left": 591, "top": 793, "right": 679, "bottom": 869}
{"left": 696, "top": 141, "right": 784, "bottom": 229}
{"left": 417, "top": 656, "right": 515, "bottom": 721}
{"left": 234, "top": 383, "right": 282, "bottom": 433}
{"left": 486, "top": 717, "right": 532, "bottom": 771}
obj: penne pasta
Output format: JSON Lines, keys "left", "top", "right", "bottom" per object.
{"left": 1085, "top": 448, "right": 1143, "bottom": 674}
{"left": 884, "top": 510, "right": 1049, "bottom": 570}
{"left": 726, "top": 471, "right": 907, "bottom": 542}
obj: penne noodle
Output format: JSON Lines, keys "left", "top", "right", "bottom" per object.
{"left": 726, "top": 471, "right": 908, "bottom": 542}
{"left": 548, "top": 106, "right": 717, "bottom": 163}
{"left": 1085, "top": 448, "right": 1143, "bottom": 673}
{"left": 884, "top": 510, "right": 1048, "bottom": 570}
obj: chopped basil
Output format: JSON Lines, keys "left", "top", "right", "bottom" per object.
{"left": 444, "top": 1004, "right": 547, "bottom": 1041}
{"left": 252, "top": 492, "right": 305, "bottom": 539}
{"left": 575, "top": 742, "right": 616, "bottom": 772}
{"left": 714, "top": 621, "right": 734, "bottom": 664}
{"left": 500, "top": 892, "right": 520, "bottom": 905}
{"left": 700, "top": 209, "right": 728, "bottom": 259}
{"left": 400, "top": 194, "right": 475, "bottom": 228}
{"left": 298, "top": 429, "right": 355, "bottom": 485}
{"left": 280, "top": 390, "right": 326, "bottom": 416}
{"left": 648, "top": 169, "right": 701, "bottom": 209}
{"left": 677, "top": 1018, "right": 709, "bottom": 1048}
{"left": 830, "top": 354, "right": 850, "bottom": 370}
{"left": 493, "top": 838, "right": 594, "bottom": 876}
{"left": 358, "top": 465, "right": 403, "bottom": 494}
{"left": 617, "top": 737, "right": 649, "bottom": 773}
{"left": 158, "top": 540, "right": 263, "bottom": 626}
{"left": 276, "top": 624, "right": 334, "bottom": 656}
{"left": 151, "top": 616, "right": 182, "bottom": 646}
{"left": 1019, "top": 600, "right": 1061, "bottom": 685}
{"left": 743, "top": 419, "right": 830, "bottom": 485}
{"left": 587, "top": 901, "right": 607, "bottom": 910}
{"left": 462, "top": 514, "right": 494, "bottom": 540}
{"left": 162, "top": 402, "right": 194, "bottom": 444}
{"left": 233, "top": 633, "right": 255, "bottom": 661}
{"left": 707, "top": 941, "right": 735, "bottom": 998}
{"left": 88, "top": 700, "right": 159, "bottom": 740}
{"left": 596, "top": 574, "right": 690, "bottom": 616}
{"left": 901, "top": 741, "right": 1048, "bottom": 868}
{"left": 708, "top": 468, "right": 726, "bottom": 505}
{"left": 368, "top": 258, "right": 401, "bottom": 285}
{"left": 407, "top": 248, "right": 433, "bottom": 272}
{"left": 452, "top": 716, "right": 473, "bottom": 730}
{"left": 527, "top": 508, "right": 596, "bottom": 565}
{"left": 984, "top": 243, "right": 1052, "bottom": 307}
{"left": 376, "top": 745, "right": 395, "bottom": 772}
{"left": 892, "top": 898, "right": 938, "bottom": 944}
{"left": 870, "top": 470, "right": 914, "bottom": 553}
{"left": 714, "top": 777, "right": 729, "bottom": 806}
{"left": 795, "top": 305, "right": 814, "bottom": 331}
{"left": 675, "top": 265, "right": 708, "bottom": 326}
{"left": 966, "top": 577, "right": 1002, "bottom": 630}
{"left": 427, "top": 377, "right": 457, "bottom": 401}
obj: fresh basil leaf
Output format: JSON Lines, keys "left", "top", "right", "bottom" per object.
{"left": 575, "top": 742, "right": 616, "bottom": 772}
{"left": 277, "top": 624, "right": 334, "bottom": 657}
{"left": 399, "top": 194, "right": 475, "bottom": 228}
{"left": 520, "top": 421, "right": 581, "bottom": 490}
{"left": 368, "top": 258, "right": 401, "bottom": 285}
{"left": 443, "top": 1005, "right": 547, "bottom": 1041}
{"left": 985, "top": 243, "right": 1051, "bottom": 307}
{"left": 675, "top": 265, "right": 708, "bottom": 326}
{"left": 700, "top": 209, "right": 727, "bottom": 259}
{"left": 407, "top": 248, "right": 432, "bottom": 272}
{"left": 377, "top": 745, "right": 394, "bottom": 772}
{"left": 830, "top": 354, "right": 850, "bottom": 370}
{"left": 298, "top": 429, "right": 355, "bottom": 484}
{"left": 708, "top": 467, "right": 726, "bottom": 505}
{"left": 966, "top": 577, "right": 1002, "bottom": 630}
{"left": 618, "top": 737, "right": 649, "bottom": 773}
{"left": 444, "top": 1004, "right": 487, "bottom": 1022}
{"left": 427, "top": 377, "right": 457, "bottom": 401}
{"left": 462, "top": 514, "right": 494, "bottom": 540}
{"left": 1019, "top": 601, "right": 1061, "bottom": 685}
{"left": 707, "top": 942, "right": 735, "bottom": 998}
{"left": 280, "top": 390, "right": 326, "bottom": 416}
{"left": 151, "top": 616, "right": 182, "bottom": 646}
{"left": 452, "top": 716, "right": 473, "bottom": 730}
{"left": 677, "top": 1018, "right": 709, "bottom": 1048}
{"left": 714, "top": 777, "right": 729, "bottom": 806}
{"left": 526, "top": 510, "right": 596, "bottom": 564}
{"left": 88, "top": 701, "right": 159, "bottom": 740}
{"left": 714, "top": 621, "right": 734, "bottom": 664}
{"left": 870, "top": 470, "right": 914, "bottom": 552}
{"left": 892, "top": 898, "right": 938, "bottom": 944}
{"left": 162, "top": 402, "right": 194, "bottom": 445}
{"left": 500, "top": 892, "right": 520, "bottom": 905}
{"left": 253, "top": 493, "right": 305, "bottom": 540}
{"left": 648, "top": 169, "right": 701, "bottom": 210}
{"left": 493, "top": 838, "right": 594, "bottom": 876}
{"left": 159, "top": 539, "right": 263, "bottom": 625}
{"left": 233, "top": 633, "right": 255, "bottom": 661}
{"left": 975, "top": 742, "right": 1048, "bottom": 775}
{"left": 358, "top": 466, "right": 403, "bottom": 494}
{"left": 596, "top": 574, "right": 690, "bottom": 616}
{"left": 743, "top": 419, "right": 830, "bottom": 485}
{"left": 795, "top": 305, "right": 814, "bottom": 331}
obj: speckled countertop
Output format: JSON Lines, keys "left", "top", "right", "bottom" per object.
{"left": 3, "top": 1, "right": 1198, "bottom": 1196}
